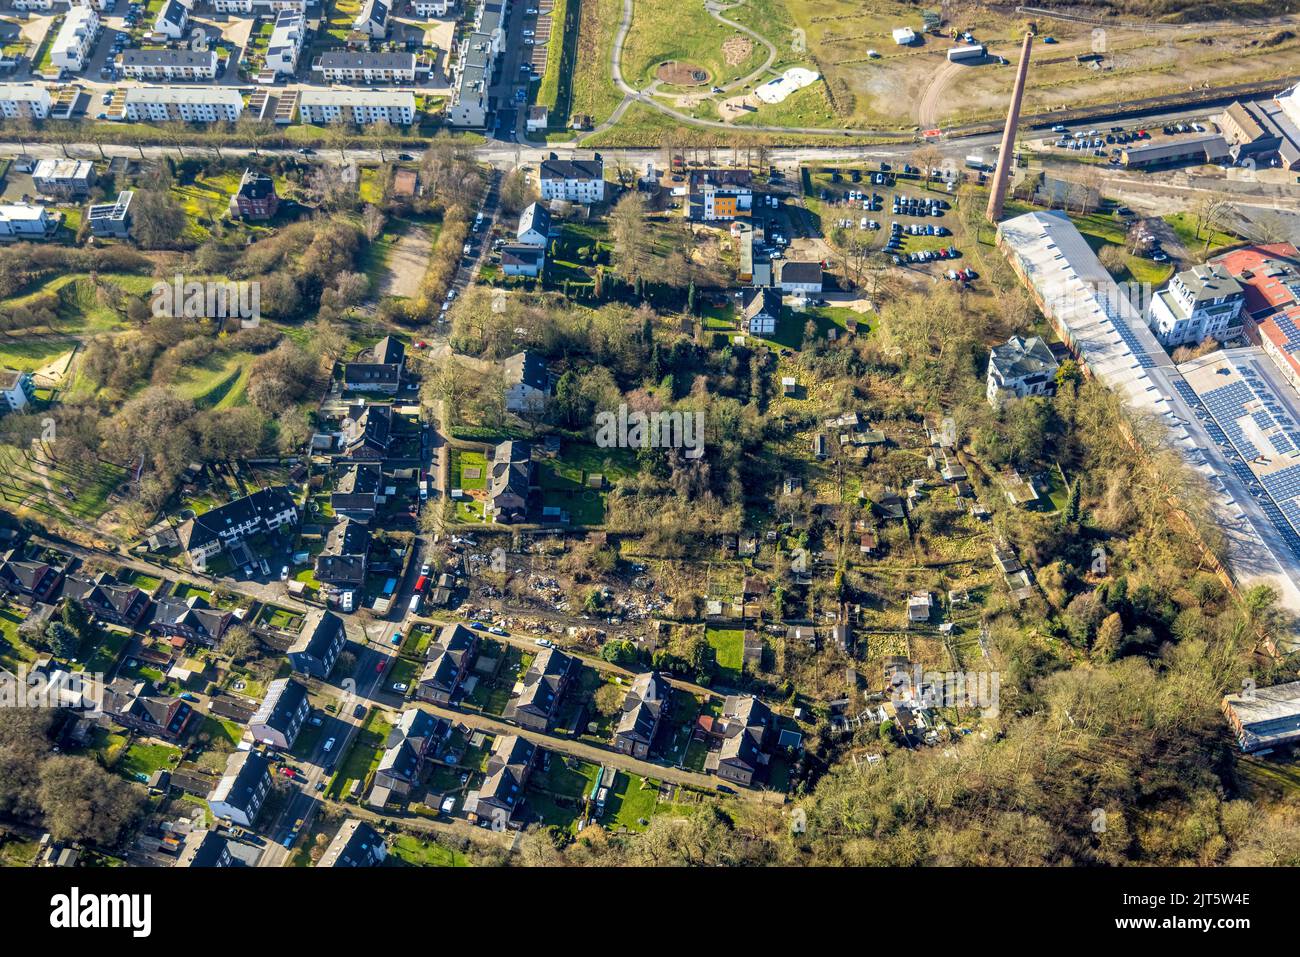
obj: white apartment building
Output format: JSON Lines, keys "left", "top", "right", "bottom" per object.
{"left": 413, "top": 0, "right": 450, "bottom": 13}
{"left": 124, "top": 86, "right": 243, "bottom": 123}
{"left": 0, "top": 369, "right": 33, "bottom": 412}
{"left": 312, "top": 50, "right": 417, "bottom": 83}
{"left": 352, "top": 0, "right": 389, "bottom": 37}
{"left": 0, "top": 204, "right": 56, "bottom": 239}
{"left": 0, "top": 85, "right": 52, "bottom": 119}
{"left": 50, "top": 3, "right": 100, "bottom": 73}
{"left": 264, "top": 9, "right": 306, "bottom": 76}
{"left": 211, "top": 0, "right": 306, "bottom": 12}
{"left": 297, "top": 89, "right": 416, "bottom": 125}
{"left": 986, "top": 335, "right": 1060, "bottom": 406}
{"left": 1147, "top": 263, "right": 1246, "bottom": 347}
{"left": 118, "top": 48, "right": 218, "bottom": 81}
{"left": 538, "top": 153, "right": 606, "bottom": 204}
{"left": 153, "top": 0, "right": 189, "bottom": 39}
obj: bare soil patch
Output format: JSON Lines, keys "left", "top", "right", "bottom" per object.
{"left": 656, "top": 60, "right": 710, "bottom": 84}
{"left": 722, "top": 35, "right": 753, "bottom": 66}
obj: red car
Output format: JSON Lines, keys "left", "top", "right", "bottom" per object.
{"left": 376, "top": 660, "right": 385, "bottom": 673}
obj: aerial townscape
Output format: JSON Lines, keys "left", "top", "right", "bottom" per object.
{"left": 0, "top": 0, "right": 1297, "bottom": 910}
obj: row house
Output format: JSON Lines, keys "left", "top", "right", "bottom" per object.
{"left": 505, "top": 646, "right": 575, "bottom": 732}
{"left": 60, "top": 572, "right": 151, "bottom": 629}
{"left": 297, "top": 89, "right": 416, "bottom": 126}
{"left": 0, "top": 84, "right": 52, "bottom": 119}
{"left": 103, "top": 678, "right": 194, "bottom": 740}
{"left": 124, "top": 86, "right": 243, "bottom": 123}
{"left": 312, "top": 50, "right": 420, "bottom": 84}
{"left": 416, "top": 623, "right": 478, "bottom": 704}
{"left": 174, "top": 486, "right": 298, "bottom": 571}
{"left": 119, "top": 49, "right": 218, "bottom": 81}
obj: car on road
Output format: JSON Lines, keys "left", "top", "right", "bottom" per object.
{"left": 376, "top": 660, "right": 386, "bottom": 673}
{"left": 179, "top": 692, "right": 198, "bottom": 702}
{"left": 471, "top": 621, "right": 489, "bottom": 631}
{"left": 534, "top": 638, "right": 554, "bottom": 648}
{"left": 314, "top": 781, "right": 324, "bottom": 791}
{"left": 489, "top": 626, "right": 508, "bottom": 636}
{"left": 323, "top": 737, "right": 336, "bottom": 752}
{"left": 280, "top": 767, "right": 296, "bottom": 778}
{"left": 420, "top": 563, "right": 431, "bottom": 576}
{"left": 297, "top": 147, "right": 314, "bottom": 155}
{"left": 309, "top": 715, "right": 323, "bottom": 726}
{"left": 280, "top": 565, "right": 289, "bottom": 581}
{"left": 353, "top": 704, "right": 367, "bottom": 718}
{"left": 397, "top": 152, "right": 413, "bottom": 161}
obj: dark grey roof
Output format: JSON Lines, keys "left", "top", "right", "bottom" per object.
{"left": 176, "top": 486, "right": 296, "bottom": 552}
{"left": 158, "top": 0, "right": 188, "bottom": 27}
{"left": 539, "top": 152, "right": 603, "bottom": 181}
{"left": 319, "top": 819, "right": 386, "bottom": 867}
{"left": 121, "top": 49, "right": 212, "bottom": 69}
{"left": 988, "top": 335, "right": 1058, "bottom": 382}
{"left": 249, "top": 677, "right": 308, "bottom": 738}
{"left": 776, "top": 260, "right": 822, "bottom": 285}
{"left": 501, "top": 243, "right": 544, "bottom": 267}
{"left": 503, "top": 352, "right": 547, "bottom": 390}
{"left": 315, "top": 50, "right": 412, "bottom": 70}
{"left": 208, "top": 750, "right": 270, "bottom": 813}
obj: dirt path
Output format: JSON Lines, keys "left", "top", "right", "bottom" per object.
{"left": 377, "top": 223, "right": 433, "bottom": 300}
{"left": 916, "top": 60, "right": 963, "bottom": 128}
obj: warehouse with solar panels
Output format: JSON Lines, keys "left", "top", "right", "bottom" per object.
{"left": 998, "top": 210, "right": 1300, "bottom": 650}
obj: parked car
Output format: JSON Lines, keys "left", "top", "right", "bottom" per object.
{"left": 323, "top": 737, "right": 335, "bottom": 752}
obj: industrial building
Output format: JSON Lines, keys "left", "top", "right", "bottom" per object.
{"left": 999, "top": 210, "right": 1300, "bottom": 650}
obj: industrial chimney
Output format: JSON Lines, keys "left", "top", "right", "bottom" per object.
{"left": 986, "top": 32, "right": 1034, "bottom": 223}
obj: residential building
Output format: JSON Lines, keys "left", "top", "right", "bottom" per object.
{"left": 212, "top": 0, "right": 307, "bottom": 12}
{"left": 102, "top": 678, "right": 194, "bottom": 739}
{"left": 985, "top": 335, "right": 1059, "bottom": 406}
{"left": 177, "top": 831, "right": 234, "bottom": 867}
{"left": 229, "top": 168, "right": 280, "bottom": 220}
{"left": 1148, "top": 263, "right": 1245, "bottom": 347}
{"left": 1222, "top": 679, "right": 1300, "bottom": 752}
{"left": 248, "top": 677, "right": 310, "bottom": 750}
{"left": 413, "top": 0, "right": 450, "bottom": 13}
{"left": 312, "top": 50, "right": 418, "bottom": 83}
{"left": 503, "top": 351, "right": 550, "bottom": 414}
{"left": 340, "top": 403, "right": 394, "bottom": 459}
{"left": 741, "top": 287, "right": 780, "bottom": 336}
{"left": 314, "top": 517, "right": 369, "bottom": 588}
{"left": 501, "top": 243, "right": 544, "bottom": 277}
{"left": 150, "top": 594, "right": 235, "bottom": 647}
{"left": 87, "top": 190, "right": 133, "bottom": 238}
{"left": 118, "top": 49, "right": 218, "bottom": 80}
{"left": 287, "top": 610, "right": 347, "bottom": 679}
{"left": 50, "top": 4, "right": 99, "bottom": 73}
{"left": 318, "top": 819, "right": 387, "bottom": 866}
{"left": 469, "top": 734, "right": 536, "bottom": 826}
{"left": 330, "top": 461, "right": 383, "bottom": 520}
{"left": 447, "top": 2, "right": 504, "bottom": 128}
{"left": 60, "top": 573, "right": 151, "bottom": 628}
{"left": 0, "top": 370, "right": 33, "bottom": 412}
{"left": 687, "top": 168, "right": 753, "bottom": 221}
{"left": 703, "top": 695, "right": 772, "bottom": 786}
{"left": 613, "top": 671, "right": 671, "bottom": 759}
{"left": 526, "top": 105, "right": 547, "bottom": 132}
{"left": 264, "top": 9, "right": 306, "bottom": 76}
{"left": 370, "top": 737, "right": 419, "bottom": 803}
{"left": 32, "top": 159, "right": 94, "bottom": 198}
{"left": 0, "top": 204, "right": 58, "bottom": 239}
{"left": 207, "top": 750, "right": 272, "bottom": 827}
{"left": 416, "top": 622, "right": 478, "bottom": 704}
{"left": 153, "top": 0, "right": 189, "bottom": 39}
{"left": 774, "top": 260, "right": 823, "bottom": 294}
{"left": 124, "top": 86, "right": 243, "bottom": 123}
{"left": 341, "top": 335, "right": 405, "bottom": 392}
{"left": 0, "top": 548, "right": 63, "bottom": 604}
{"left": 488, "top": 439, "right": 533, "bottom": 523}
{"left": 174, "top": 486, "right": 298, "bottom": 571}
{"left": 505, "top": 646, "right": 574, "bottom": 732}
{"left": 298, "top": 89, "right": 416, "bottom": 125}
{"left": 538, "top": 152, "right": 605, "bottom": 203}
{"left": 516, "top": 202, "right": 550, "bottom": 247}
{"left": 352, "top": 0, "right": 389, "bottom": 37}
{"left": 0, "top": 84, "right": 52, "bottom": 119}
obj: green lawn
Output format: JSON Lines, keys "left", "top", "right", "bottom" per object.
{"left": 387, "top": 833, "right": 472, "bottom": 867}
{"left": 705, "top": 626, "right": 744, "bottom": 682}
{"left": 452, "top": 449, "right": 487, "bottom": 491}
{"left": 117, "top": 741, "right": 182, "bottom": 781}
{"left": 602, "top": 772, "right": 663, "bottom": 831}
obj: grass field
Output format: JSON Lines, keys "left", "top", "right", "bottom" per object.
{"left": 536, "top": 0, "right": 577, "bottom": 124}
{"left": 622, "top": 0, "right": 765, "bottom": 89}
{"left": 705, "top": 626, "right": 744, "bottom": 682}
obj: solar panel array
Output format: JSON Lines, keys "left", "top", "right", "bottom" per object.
{"left": 1177, "top": 374, "right": 1300, "bottom": 558}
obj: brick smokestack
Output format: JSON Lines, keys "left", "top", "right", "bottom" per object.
{"left": 986, "top": 31, "right": 1034, "bottom": 223}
